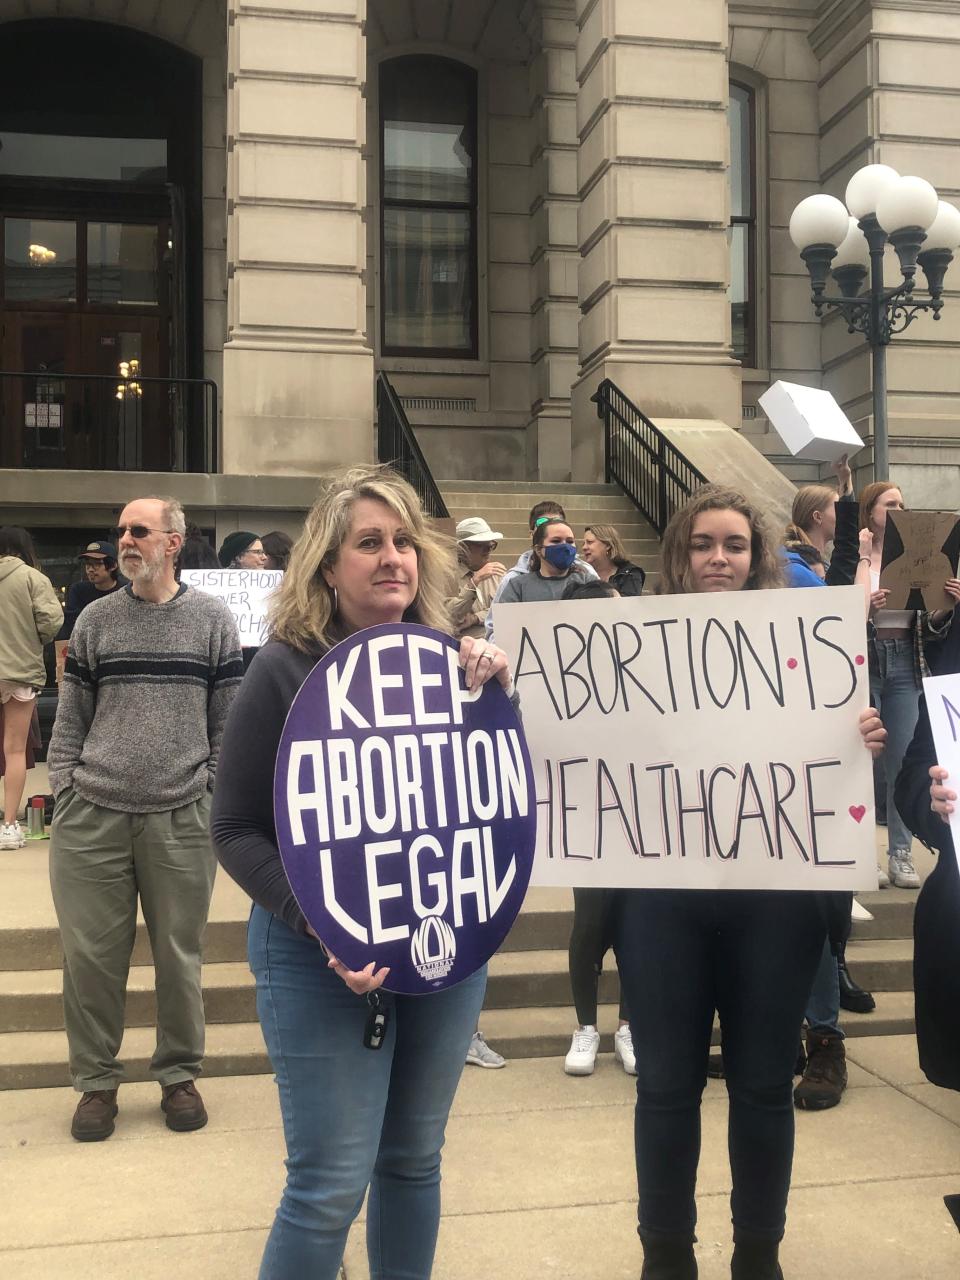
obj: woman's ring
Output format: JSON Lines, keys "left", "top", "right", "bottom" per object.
{"left": 481, "top": 649, "right": 494, "bottom": 662}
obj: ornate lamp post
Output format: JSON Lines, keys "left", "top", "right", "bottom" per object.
{"left": 790, "top": 165, "right": 960, "bottom": 480}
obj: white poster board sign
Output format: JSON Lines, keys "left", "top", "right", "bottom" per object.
{"left": 181, "top": 569, "right": 283, "bottom": 645}
{"left": 921, "top": 673, "right": 960, "bottom": 874}
{"left": 758, "top": 380, "right": 864, "bottom": 463}
{"left": 494, "top": 587, "right": 876, "bottom": 890}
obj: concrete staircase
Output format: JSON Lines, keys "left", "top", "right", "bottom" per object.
{"left": 0, "top": 845, "right": 923, "bottom": 1090}
{"left": 440, "top": 480, "right": 661, "bottom": 582}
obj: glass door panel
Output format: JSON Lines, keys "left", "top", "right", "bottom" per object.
{"left": 3, "top": 218, "right": 77, "bottom": 302}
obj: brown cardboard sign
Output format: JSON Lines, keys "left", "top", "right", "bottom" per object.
{"left": 879, "top": 510, "right": 960, "bottom": 612}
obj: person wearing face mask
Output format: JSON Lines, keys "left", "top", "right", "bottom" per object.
{"left": 490, "top": 519, "right": 592, "bottom": 626}
{"left": 484, "top": 501, "right": 597, "bottom": 641}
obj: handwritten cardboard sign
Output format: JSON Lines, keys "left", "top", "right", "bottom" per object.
{"left": 493, "top": 586, "right": 876, "bottom": 891}
{"left": 921, "top": 673, "right": 960, "bottom": 874}
{"left": 273, "top": 624, "right": 537, "bottom": 994}
{"left": 880, "top": 511, "right": 960, "bottom": 613}
{"left": 180, "top": 568, "right": 282, "bottom": 645}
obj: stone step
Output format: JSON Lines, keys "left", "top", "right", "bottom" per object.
{"left": 0, "top": 873, "right": 919, "bottom": 975}
{"left": 0, "top": 990, "right": 918, "bottom": 1091}
{"left": 441, "top": 482, "right": 622, "bottom": 496}
{"left": 0, "top": 935, "right": 915, "bottom": 1036}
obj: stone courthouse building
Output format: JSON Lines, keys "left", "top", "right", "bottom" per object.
{"left": 2, "top": 0, "right": 960, "bottom": 552}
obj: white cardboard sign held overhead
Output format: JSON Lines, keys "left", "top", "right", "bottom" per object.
{"left": 494, "top": 587, "right": 876, "bottom": 891}
{"left": 759, "top": 380, "right": 864, "bottom": 463}
{"left": 181, "top": 568, "right": 282, "bottom": 645}
{"left": 921, "top": 673, "right": 960, "bottom": 875}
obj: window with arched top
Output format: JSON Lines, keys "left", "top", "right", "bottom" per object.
{"left": 729, "top": 81, "right": 757, "bottom": 367}
{"left": 380, "top": 56, "right": 478, "bottom": 358}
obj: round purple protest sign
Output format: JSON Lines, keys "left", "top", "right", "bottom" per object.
{"left": 274, "top": 623, "right": 537, "bottom": 994}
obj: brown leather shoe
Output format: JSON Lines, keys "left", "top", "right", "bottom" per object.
{"left": 71, "top": 1089, "right": 118, "bottom": 1142}
{"left": 161, "top": 1080, "right": 208, "bottom": 1132}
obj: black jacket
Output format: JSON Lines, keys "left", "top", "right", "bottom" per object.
{"left": 609, "top": 561, "right": 646, "bottom": 597}
{"left": 894, "top": 609, "right": 960, "bottom": 1091}
{"left": 824, "top": 493, "right": 860, "bottom": 587}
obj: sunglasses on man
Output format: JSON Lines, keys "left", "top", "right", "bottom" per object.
{"left": 113, "top": 525, "right": 175, "bottom": 541}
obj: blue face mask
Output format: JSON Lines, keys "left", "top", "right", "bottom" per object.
{"left": 542, "top": 542, "right": 577, "bottom": 572}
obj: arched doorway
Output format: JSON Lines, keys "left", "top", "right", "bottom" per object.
{"left": 0, "top": 19, "right": 204, "bottom": 471}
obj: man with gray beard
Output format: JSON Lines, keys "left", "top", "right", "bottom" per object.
{"left": 48, "top": 496, "right": 244, "bottom": 1141}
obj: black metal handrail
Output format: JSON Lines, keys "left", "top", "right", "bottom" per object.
{"left": 592, "top": 378, "right": 707, "bottom": 535}
{"left": 0, "top": 370, "right": 218, "bottom": 473}
{"left": 376, "top": 371, "right": 449, "bottom": 519}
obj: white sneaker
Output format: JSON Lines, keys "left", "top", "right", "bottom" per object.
{"left": 877, "top": 861, "right": 890, "bottom": 889}
{"left": 0, "top": 822, "right": 25, "bottom": 850}
{"left": 888, "top": 852, "right": 920, "bottom": 889}
{"left": 564, "top": 1025, "right": 600, "bottom": 1076}
{"left": 850, "top": 898, "right": 874, "bottom": 923}
{"left": 465, "top": 1031, "right": 505, "bottom": 1069}
{"left": 614, "top": 1024, "right": 637, "bottom": 1075}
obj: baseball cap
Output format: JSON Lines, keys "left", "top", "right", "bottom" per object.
{"left": 456, "top": 517, "right": 503, "bottom": 543}
{"left": 79, "top": 541, "right": 117, "bottom": 561}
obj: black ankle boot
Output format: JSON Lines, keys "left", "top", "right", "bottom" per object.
{"left": 639, "top": 1232, "right": 698, "bottom": 1279}
{"left": 837, "top": 947, "right": 876, "bottom": 1014}
{"left": 731, "top": 1235, "right": 783, "bottom": 1280}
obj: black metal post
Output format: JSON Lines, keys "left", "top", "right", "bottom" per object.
{"left": 865, "top": 216, "right": 890, "bottom": 480}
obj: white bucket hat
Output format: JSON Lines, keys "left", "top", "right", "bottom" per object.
{"left": 456, "top": 516, "right": 503, "bottom": 543}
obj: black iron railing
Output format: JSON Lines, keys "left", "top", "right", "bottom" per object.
{"left": 0, "top": 371, "right": 218, "bottom": 472}
{"left": 592, "top": 378, "right": 707, "bottom": 535}
{"left": 376, "top": 372, "right": 449, "bottom": 519}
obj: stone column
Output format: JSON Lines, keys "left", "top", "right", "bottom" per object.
{"left": 571, "top": 0, "right": 740, "bottom": 481}
{"left": 814, "top": 0, "right": 960, "bottom": 503}
{"left": 525, "top": 0, "right": 580, "bottom": 481}
{"left": 223, "top": 0, "right": 373, "bottom": 476}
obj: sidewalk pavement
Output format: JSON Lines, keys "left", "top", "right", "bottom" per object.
{"left": 1, "top": 1036, "right": 959, "bottom": 1279}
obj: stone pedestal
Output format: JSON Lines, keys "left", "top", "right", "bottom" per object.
{"left": 223, "top": 0, "right": 374, "bottom": 476}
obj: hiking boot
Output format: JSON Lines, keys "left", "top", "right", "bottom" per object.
{"left": 71, "top": 1089, "right": 118, "bottom": 1142}
{"left": 161, "top": 1080, "right": 208, "bottom": 1132}
{"left": 639, "top": 1231, "right": 698, "bottom": 1279}
{"left": 794, "top": 1031, "right": 846, "bottom": 1111}
{"left": 564, "top": 1025, "right": 600, "bottom": 1075}
{"left": 888, "top": 852, "right": 920, "bottom": 889}
{"left": 731, "top": 1234, "right": 783, "bottom": 1279}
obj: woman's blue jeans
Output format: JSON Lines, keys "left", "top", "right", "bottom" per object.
{"left": 869, "top": 637, "right": 921, "bottom": 857}
{"left": 614, "top": 889, "right": 825, "bottom": 1241}
{"left": 248, "top": 905, "right": 486, "bottom": 1280}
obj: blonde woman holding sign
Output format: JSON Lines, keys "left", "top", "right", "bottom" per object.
{"left": 613, "top": 486, "right": 885, "bottom": 1280}
{"left": 211, "top": 467, "right": 515, "bottom": 1280}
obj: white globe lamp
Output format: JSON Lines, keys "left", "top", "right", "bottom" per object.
{"left": 788, "top": 194, "right": 850, "bottom": 250}
{"left": 845, "top": 164, "right": 900, "bottom": 221}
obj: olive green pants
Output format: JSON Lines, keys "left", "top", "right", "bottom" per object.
{"left": 49, "top": 788, "right": 216, "bottom": 1092}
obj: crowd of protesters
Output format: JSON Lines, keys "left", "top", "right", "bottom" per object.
{"left": 0, "top": 461, "right": 957, "bottom": 1280}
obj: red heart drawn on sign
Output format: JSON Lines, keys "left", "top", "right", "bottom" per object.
{"left": 786, "top": 658, "right": 798, "bottom": 670}
{"left": 848, "top": 805, "right": 866, "bottom": 824}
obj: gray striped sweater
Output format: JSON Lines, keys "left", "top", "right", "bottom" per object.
{"left": 49, "top": 585, "right": 244, "bottom": 813}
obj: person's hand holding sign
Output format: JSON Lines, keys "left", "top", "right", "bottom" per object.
{"left": 858, "top": 707, "right": 886, "bottom": 757}
{"left": 458, "top": 635, "right": 513, "bottom": 694}
{"left": 869, "top": 587, "right": 889, "bottom": 618}
{"left": 930, "top": 579, "right": 960, "bottom": 628}
{"left": 928, "top": 766, "right": 956, "bottom": 824}
{"left": 303, "top": 923, "right": 391, "bottom": 993}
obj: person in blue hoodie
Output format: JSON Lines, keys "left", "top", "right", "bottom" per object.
{"left": 779, "top": 457, "right": 877, "bottom": 1114}
{"left": 781, "top": 454, "right": 860, "bottom": 589}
